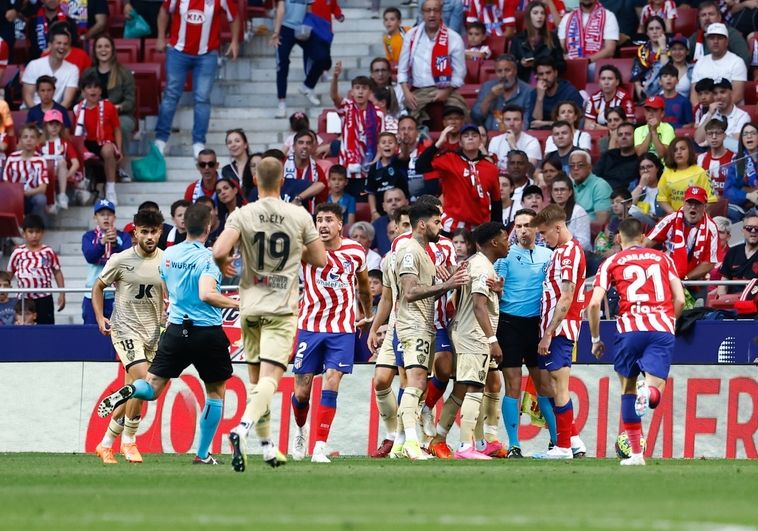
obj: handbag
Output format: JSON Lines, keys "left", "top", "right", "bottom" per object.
{"left": 124, "top": 12, "right": 152, "bottom": 39}
{"left": 302, "top": 13, "right": 334, "bottom": 45}
{"left": 132, "top": 144, "right": 166, "bottom": 182}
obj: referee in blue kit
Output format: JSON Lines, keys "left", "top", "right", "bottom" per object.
{"left": 97, "top": 204, "right": 239, "bottom": 465}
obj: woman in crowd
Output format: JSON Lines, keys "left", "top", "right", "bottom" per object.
{"left": 499, "top": 174, "right": 516, "bottom": 228}
{"left": 543, "top": 101, "right": 591, "bottom": 155}
{"left": 658, "top": 136, "right": 715, "bottom": 213}
{"left": 598, "top": 107, "right": 629, "bottom": 154}
{"left": 222, "top": 129, "right": 254, "bottom": 199}
{"left": 551, "top": 173, "right": 591, "bottom": 249}
{"left": 725, "top": 122, "right": 758, "bottom": 222}
{"left": 214, "top": 176, "right": 247, "bottom": 231}
{"left": 509, "top": 1, "right": 565, "bottom": 82}
{"left": 584, "top": 65, "right": 635, "bottom": 131}
{"left": 535, "top": 154, "right": 562, "bottom": 197}
{"left": 349, "top": 221, "right": 382, "bottom": 271}
{"left": 648, "top": 35, "right": 693, "bottom": 98}
{"left": 630, "top": 152, "right": 666, "bottom": 226}
{"left": 631, "top": 16, "right": 668, "bottom": 102}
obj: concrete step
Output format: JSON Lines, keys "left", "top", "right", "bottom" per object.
{"left": 220, "top": 80, "right": 349, "bottom": 96}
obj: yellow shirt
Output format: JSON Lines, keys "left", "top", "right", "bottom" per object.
{"left": 657, "top": 165, "right": 717, "bottom": 211}
{"left": 384, "top": 27, "right": 410, "bottom": 65}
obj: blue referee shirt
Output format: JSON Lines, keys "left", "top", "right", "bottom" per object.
{"left": 160, "top": 240, "right": 223, "bottom": 327}
{"left": 493, "top": 243, "right": 553, "bottom": 317}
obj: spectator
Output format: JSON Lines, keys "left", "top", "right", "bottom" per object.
{"left": 27, "top": 0, "right": 81, "bottom": 60}
{"left": 724, "top": 122, "right": 758, "bottom": 221}
{"left": 68, "top": 0, "right": 109, "bottom": 39}
{"left": 350, "top": 221, "right": 382, "bottom": 270}
{"left": 593, "top": 121, "right": 639, "bottom": 192}
{"left": 691, "top": 23, "right": 747, "bottom": 105}
{"left": 464, "top": 21, "right": 492, "bottom": 61}
{"left": 14, "top": 299, "right": 37, "bottom": 325}
{"left": 370, "top": 57, "right": 404, "bottom": 116}
{"left": 522, "top": 183, "right": 545, "bottom": 212}
{"left": 0, "top": 85, "right": 12, "bottom": 135}
{"left": 195, "top": 195, "right": 221, "bottom": 249}
{"left": 452, "top": 227, "right": 475, "bottom": 261}
{"left": 647, "top": 34, "right": 693, "bottom": 99}
{"left": 658, "top": 64, "right": 694, "bottom": 128}
{"left": 527, "top": 58, "right": 583, "bottom": 129}
{"left": 551, "top": 173, "right": 591, "bottom": 249}
{"left": 396, "top": 115, "right": 434, "bottom": 202}
{"left": 718, "top": 214, "right": 758, "bottom": 293}
{"left": 73, "top": 72, "right": 122, "bottom": 205}
{"left": 466, "top": 0, "right": 516, "bottom": 38}
{"left": 283, "top": 130, "right": 328, "bottom": 213}
{"left": 544, "top": 100, "right": 591, "bottom": 155}
{"left": 0, "top": 271, "right": 14, "bottom": 325}
{"left": 536, "top": 155, "right": 563, "bottom": 198}
{"left": 121, "top": 200, "right": 173, "bottom": 246}
{"left": 509, "top": 1, "right": 565, "bottom": 83}
{"left": 25, "top": 76, "right": 73, "bottom": 130}
{"left": 692, "top": 77, "right": 715, "bottom": 125}
{"left": 331, "top": 62, "right": 383, "bottom": 188}
{"left": 658, "top": 136, "right": 717, "bottom": 213}
{"left": 368, "top": 269, "right": 383, "bottom": 317}
{"left": 504, "top": 150, "right": 534, "bottom": 213}
{"left": 160, "top": 198, "right": 190, "bottom": 248}
{"left": 645, "top": 185, "right": 719, "bottom": 280}
{"left": 597, "top": 106, "right": 628, "bottom": 154}
{"left": 638, "top": 0, "right": 677, "bottom": 33}
{"left": 558, "top": 0, "right": 619, "bottom": 67}
{"left": 21, "top": 24, "right": 79, "bottom": 109}
{"left": 9, "top": 214, "right": 65, "bottom": 324}
{"left": 631, "top": 16, "right": 668, "bottom": 101}
{"left": 688, "top": 0, "right": 750, "bottom": 65}
{"left": 488, "top": 105, "right": 542, "bottom": 168}
{"left": 544, "top": 120, "right": 578, "bottom": 173}
{"left": 281, "top": 112, "right": 326, "bottom": 156}
{"left": 2, "top": 124, "right": 49, "bottom": 221}
{"left": 0, "top": 1, "right": 20, "bottom": 65}
{"left": 710, "top": 215, "right": 731, "bottom": 280}
{"left": 595, "top": 188, "right": 631, "bottom": 257}
{"left": 40, "top": 109, "right": 80, "bottom": 211}
{"left": 374, "top": 87, "right": 399, "bottom": 133}
{"left": 694, "top": 78, "right": 749, "bottom": 148}
{"left": 81, "top": 199, "right": 130, "bottom": 324}
{"left": 629, "top": 152, "right": 665, "bottom": 226}
{"left": 214, "top": 176, "right": 246, "bottom": 231}
{"left": 726, "top": 0, "right": 758, "bottom": 36}
{"left": 372, "top": 187, "right": 409, "bottom": 255}
{"left": 569, "top": 149, "right": 612, "bottom": 224}
{"left": 154, "top": 0, "right": 239, "bottom": 158}
{"left": 367, "top": 132, "right": 409, "bottom": 219}
{"left": 634, "top": 96, "right": 675, "bottom": 157}
{"left": 383, "top": 7, "right": 409, "bottom": 68}
{"left": 326, "top": 164, "right": 356, "bottom": 226}
{"left": 184, "top": 149, "right": 219, "bottom": 202}
{"left": 222, "top": 128, "right": 254, "bottom": 199}
{"left": 697, "top": 117, "right": 733, "bottom": 198}
{"left": 397, "top": 0, "right": 467, "bottom": 123}
{"left": 471, "top": 54, "right": 534, "bottom": 131}
{"left": 124, "top": 0, "right": 162, "bottom": 37}
{"left": 584, "top": 64, "right": 635, "bottom": 130}
{"left": 500, "top": 173, "right": 516, "bottom": 226}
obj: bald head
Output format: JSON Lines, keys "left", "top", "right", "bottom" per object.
{"left": 256, "top": 157, "right": 284, "bottom": 191}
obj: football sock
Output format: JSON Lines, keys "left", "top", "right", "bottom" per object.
{"left": 291, "top": 394, "right": 310, "bottom": 428}
{"left": 571, "top": 421, "right": 579, "bottom": 437}
{"left": 648, "top": 386, "right": 661, "bottom": 408}
{"left": 255, "top": 409, "right": 272, "bottom": 441}
{"left": 502, "top": 396, "right": 521, "bottom": 448}
{"left": 553, "top": 399, "right": 574, "bottom": 449}
{"left": 482, "top": 392, "right": 501, "bottom": 442}
{"left": 122, "top": 416, "right": 140, "bottom": 445}
{"left": 398, "top": 387, "right": 423, "bottom": 442}
{"left": 621, "top": 393, "right": 643, "bottom": 454}
{"left": 474, "top": 399, "right": 485, "bottom": 442}
{"left": 375, "top": 387, "right": 398, "bottom": 438}
{"left": 459, "top": 392, "right": 482, "bottom": 445}
{"left": 131, "top": 379, "right": 156, "bottom": 401}
{"left": 100, "top": 417, "right": 124, "bottom": 448}
{"left": 436, "top": 393, "right": 462, "bottom": 437}
{"left": 196, "top": 398, "right": 223, "bottom": 459}
{"left": 316, "top": 390, "right": 338, "bottom": 442}
{"left": 424, "top": 376, "right": 448, "bottom": 409}
{"left": 537, "top": 395, "right": 558, "bottom": 445}
{"left": 247, "top": 376, "right": 277, "bottom": 427}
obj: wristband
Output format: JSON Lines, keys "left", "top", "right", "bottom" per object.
{"left": 487, "top": 336, "right": 498, "bottom": 344}
{"left": 591, "top": 336, "right": 601, "bottom": 344}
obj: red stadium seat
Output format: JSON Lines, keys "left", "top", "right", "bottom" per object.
{"left": 11, "top": 41, "right": 30, "bottom": 66}
{"left": 317, "top": 108, "right": 338, "bottom": 134}
{"left": 619, "top": 47, "right": 639, "bottom": 59}
{"left": 114, "top": 39, "right": 140, "bottom": 64}
{"left": 672, "top": 6, "right": 698, "bottom": 37}
{"left": 564, "top": 58, "right": 589, "bottom": 90}
{"left": 125, "top": 63, "right": 162, "bottom": 116}
{"left": 458, "top": 84, "right": 480, "bottom": 109}
{"left": 745, "top": 81, "right": 756, "bottom": 105}
{"left": 316, "top": 158, "right": 334, "bottom": 177}
{"left": 486, "top": 34, "right": 508, "bottom": 57}
{"left": 11, "top": 110, "right": 26, "bottom": 137}
{"left": 464, "top": 58, "right": 481, "bottom": 84}
{"left": 0, "top": 181, "right": 24, "bottom": 238}
{"left": 515, "top": 11, "right": 525, "bottom": 32}
{"left": 593, "top": 58, "right": 634, "bottom": 83}
{"left": 739, "top": 105, "right": 758, "bottom": 123}
{"left": 479, "top": 60, "right": 497, "bottom": 82}
{"left": 526, "top": 129, "right": 552, "bottom": 152}
{"left": 355, "top": 202, "right": 372, "bottom": 223}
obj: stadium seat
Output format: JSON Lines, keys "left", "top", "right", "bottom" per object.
{"left": 526, "top": 129, "right": 552, "bottom": 152}
{"left": 479, "top": 60, "right": 497, "bottom": 82}
{"left": 11, "top": 41, "right": 30, "bottom": 66}
{"left": 0, "top": 181, "right": 24, "bottom": 238}
{"left": 317, "top": 108, "right": 338, "bottom": 134}
{"left": 564, "top": 58, "right": 589, "bottom": 90}
{"left": 458, "top": 84, "right": 480, "bottom": 109}
{"left": 593, "top": 58, "right": 634, "bottom": 83}
{"left": 587, "top": 129, "right": 606, "bottom": 159}
{"left": 355, "top": 202, "right": 371, "bottom": 223}
{"left": 45, "top": 160, "right": 56, "bottom": 206}
{"left": 11, "top": 110, "right": 26, "bottom": 137}
{"left": 745, "top": 81, "right": 757, "bottom": 105}
{"left": 316, "top": 158, "right": 334, "bottom": 177}
{"left": 619, "top": 47, "right": 639, "bottom": 59}
{"left": 672, "top": 6, "right": 698, "bottom": 36}
{"left": 515, "top": 11, "right": 525, "bottom": 32}
{"left": 426, "top": 101, "right": 446, "bottom": 131}
{"left": 125, "top": 63, "right": 162, "bottom": 116}
{"left": 464, "top": 59, "right": 481, "bottom": 84}
{"left": 114, "top": 38, "right": 140, "bottom": 64}
{"left": 487, "top": 34, "right": 508, "bottom": 57}
{"left": 0, "top": 64, "right": 18, "bottom": 89}
{"left": 739, "top": 105, "right": 758, "bottom": 123}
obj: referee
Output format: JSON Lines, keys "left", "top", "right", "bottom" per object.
{"left": 493, "top": 208, "right": 555, "bottom": 458}
{"left": 97, "top": 204, "right": 239, "bottom": 465}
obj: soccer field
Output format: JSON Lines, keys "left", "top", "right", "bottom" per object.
{"left": 2, "top": 454, "right": 757, "bottom": 531}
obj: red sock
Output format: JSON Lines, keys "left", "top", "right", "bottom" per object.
{"left": 554, "top": 404, "right": 574, "bottom": 449}
{"left": 291, "top": 395, "right": 309, "bottom": 428}
{"left": 424, "top": 377, "right": 447, "bottom": 409}
{"left": 648, "top": 386, "right": 661, "bottom": 408}
{"left": 316, "top": 405, "right": 336, "bottom": 442}
{"left": 571, "top": 422, "right": 578, "bottom": 437}
{"left": 624, "top": 421, "right": 643, "bottom": 454}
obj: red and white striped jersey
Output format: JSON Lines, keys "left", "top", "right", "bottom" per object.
{"left": 541, "top": 239, "right": 586, "bottom": 341}
{"left": 298, "top": 238, "right": 367, "bottom": 333}
{"left": 39, "top": 138, "right": 77, "bottom": 164}
{"left": 9, "top": 245, "right": 61, "bottom": 299}
{"left": 163, "top": 0, "right": 237, "bottom": 55}
{"left": 697, "top": 150, "right": 733, "bottom": 197}
{"left": 2, "top": 152, "right": 49, "bottom": 191}
{"left": 584, "top": 88, "right": 635, "bottom": 125}
{"left": 0, "top": 36, "right": 8, "bottom": 67}
{"left": 594, "top": 247, "right": 677, "bottom": 334}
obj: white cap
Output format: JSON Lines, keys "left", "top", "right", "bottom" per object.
{"left": 706, "top": 23, "right": 728, "bottom": 38}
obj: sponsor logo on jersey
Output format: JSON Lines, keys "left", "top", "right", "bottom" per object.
{"left": 185, "top": 10, "right": 206, "bottom": 24}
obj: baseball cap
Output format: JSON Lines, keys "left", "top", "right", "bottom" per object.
{"left": 705, "top": 23, "right": 728, "bottom": 38}
{"left": 643, "top": 96, "right": 665, "bottom": 110}
{"left": 94, "top": 199, "right": 116, "bottom": 214}
{"left": 713, "top": 77, "right": 733, "bottom": 90}
{"left": 43, "top": 109, "right": 64, "bottom": 123}
{"left": 442, "top": 105, "right": 465, "bottom": 117}
{"left": 522, "top": 184, "right": 543, "bottom": 198}
{"left": 684, "top": 186, "right": 708, "bottom": 204}
{"left": 459, "top": 123, "right": 481, "bottom": 136}
{"left": 669, "top": 34, "right": 689, "bottom": 49}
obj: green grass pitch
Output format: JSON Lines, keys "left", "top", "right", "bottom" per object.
{"left": 2, "top": 454, "right": 757, "bottom": 531}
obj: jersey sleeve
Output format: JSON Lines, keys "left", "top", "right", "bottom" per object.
{"left": 200, "top": 255, "right": 222, "bottom": 282}
{"left": 49, "top": 249, "right": 61, "bottom": 271}
{"left": 225, "top": 208, "right": 242, "bottom": 233}
{"left": 98, "top": 252, "right": 122, "bottom": 286}
{"left": 647, "top": 214, "right": 673, "bottom": 243}
{"left": 593, "top": 256, "right": 613, "bottom": 292}
{"left": 302, "top": 211, "right": 320, "bottom": 245}
{"left": 470, "top": 258, "right": 491, "bottom": 296}
{"left": 559, "top": 245, "right": 582, "bottom": 285}
{"left": 381, "top": 255, "right": 392, "bottom": 288}
{"left": 398, "top": 248, "right": 420, "bottom": 277}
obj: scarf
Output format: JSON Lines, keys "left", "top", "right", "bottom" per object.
{"left": 93, "top": 227, "right": 115, "bottom": 262}
{"left": 565, "top": 3, "right": 606, "bottom": 59}
{"left": 62, "top": 0, "right": 89, "bottom": 34}
{"left": 471, "top": 0, "right": 507, "bottom": 36}
{"left": 35, "top": 7, "right": 67, "bottom": 52}
{"left": 340, "top": 99, "right": 379, "bottom": 173}
{"left": 190, "top": 178, "right": 217, "bottom": 203}
{"left": 284, "top": 152, "right": 318, "bottom": 183}
{"left": 740, "top": 149, "right": 758, "bottom": 191}
{"left": 74, "top": 100, "right": 105, "bottom": 142}
{"left": 670, "top": 209, "right": 712, "bottom": 278}
{"left": 40, "top": 138, "right": 66, "bottom": 161}
{"left": 694, "top": 30, "right": 705, "bottom": 62}
{"left": 408, "top": 23, "right": 453, "bottom": 87}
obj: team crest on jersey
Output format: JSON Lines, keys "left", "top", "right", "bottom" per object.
{"left": 185, "top": 10, "right": 206, "bottom": 23}
{"left": 342, "top": 260, "right": 354, "bottom": 273}
{"left": 561, "top": 258, "right": 572, "bottom": 266}
{"left": 435, "top": 55, "right": 449, "bottom": 72}
{"left": 478, "top": 370, "right": 486, "bottom": 381}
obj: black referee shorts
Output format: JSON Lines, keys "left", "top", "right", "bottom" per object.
{"left": 496, "top": 313, "right": 541, "bottom": 369}
{"left": 150, "top": 324, "right": 233, "bottom": 383}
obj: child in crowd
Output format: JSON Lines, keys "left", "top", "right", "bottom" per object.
{"left": 366, "top": 132, "right": 409, "bottom": 219}
{"left": 697, "top": 117, "right": 733, "bottom": 198}
{"left": 26, "top": 76, "right": 73, "bottom": 130}
{"left": 15, "top": 299, "right": 37, "bottom": 325}
{"left": 39, "top": 109, "right": 81, "bottom": 211}
{"left": 368, "top": 269, "right": 383, "bottom": 314}
{"left": 8, "top": 215, "right": 65, "bottom": 325}
{"left": 373, "top": 88, "right": 399, "bottom": 133}
{"left": 161, "top": 199, "right": 190, "bottom": 248}
{"left": 638, "top": 0, "right": 677, "bottom": 33}
{"left": 382, "top": 7, "right": 408, "bottom": 68}
{"left": 595, "top": 188, "right": 631, "bottom": 257}
{"left": 326, "top": 164, "right": 356, "bottom": 226}
{"left": 2, "top": 124, "right": 49, "bottom": 220}
{"left": 465, "top": 21, "right": 492, "bottom": 61}
{"left": 659, "top": 64, "right": 693, "bottom": 128}
{"left": 693, "top": 78, "right": 715, "bottom": 125}
{"left": 282, "top": 112, "right": 324, "bottom": 155}
{"left": 0, "top": 271, "right": 16, "bottom": 325}
{"left": 74, "top": 72, "right": 122, "bottom": 206}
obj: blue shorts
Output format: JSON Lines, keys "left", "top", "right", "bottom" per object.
{"left": 613, "top": 331, "right": 675, "bottom": 380}
{"left": 393, "top": 333, "right": 403, "bottom": 367}
{"left": 293, "top": 330, "right": 355, "bottom": 375}
{"left": 435, "top": 328, "right": 453, "bottom": 353}
{"left": 538, "top": 335, "right": 574, "bottom": 371}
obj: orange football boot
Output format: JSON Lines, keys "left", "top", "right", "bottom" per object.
{"left": 429, "top": 441, "right": 453, "bottom": 459}
{"left": 95, "top": 444, "right": 118, "bottom": 464}
{"left": 121, "top": 442, "right": 143, "bottom": 463}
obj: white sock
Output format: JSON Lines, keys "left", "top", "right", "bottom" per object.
{"left": 105, "top": 182, "right": 116, "bottom": 194}
{"left": 459, "top": 442, "right": 472, "bottom": 451}
{"left": 475, "top": 439, "right": 487, "bottom": 452}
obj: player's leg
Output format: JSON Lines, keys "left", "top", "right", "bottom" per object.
{"left": 529, "top": 365, "right": 558, "bottom": 449}
{"left": 454, "top": 351, "right": 491, "bottom": 459}
{"left": 398, "top": 334, "right": 433, "bottom": 460}
{"left": 635, "top": 332, "right": 675, "bottom": 416}
{"left": 291, "top": 330, "right": 324, "bottom": 460}
{"left": 96, "top": 401, "right": 125, "bottom": 464}
{"left": 242, "top": 363, "right": 273, "bottom": 443}
{"left": 97, "top": 355, "right": 171, "bottom": 417}
{"left": 420, "top": 329, "right": 453, "bottom": 437}
{"left": 501, "top": 366, "right": 523, "bottom": 455}
{"left": 535, "top": 336, "right": 575, "bottom": 459}
{"left": 120, "top": 359, "right": 151, "bottom": 463}
{"left": 372, "top": 363, "right": 398, "bottom": 457}
{"left": 475, "top": 369, "right": 504, "bottom": 457}
{"left": 428, "top": 380, "right": 464, "bottom": 458}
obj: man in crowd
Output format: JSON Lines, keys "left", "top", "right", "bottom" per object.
{"left": 21, "top": 24, "right": 78, "bottom": 109}
{"left": 558, "top": 0, "right": 619, "bottom": 67}
{"left": 694, "top": 78, "right": 749, "bottom": 147}
{"left": 373, "top": 187, "right": 409, "bottom": 255}
{"left": 397, "top": 115, "right": 435, "bottom": 202}
{"left": 471, "top": 55, "right": 534, "bottom": 131}
{"left": 527, "top": 58, "right": 583, "bottom": 129}
{"left": 570, "top": 150, "right": 612, "bottom": 225}
{"left": 27, "top": 0, "right": 80, "bottom": 60}
{"left": 593, "top": 122, "right": 639, "bottom": 192}
{"left": 504, "top": 150, "right": 534, "bottom": 213}
{"left": 184, "top": 150, "right": 220, "bottom": 203}
{"left": 545, "top": 121, "right": 579, "bottom": 174}
{"left": 718, "top": 214, "right": 758, "bottom": 294}
{"left": 690, "top": 24, "right": 747, "bottom": 105}
{"left": 487, "top": 105, "right": 542, "bottom": 168}
{"left": 283, "top": 130, "right": 328, "bottom": 213}
{"left": 688, "top": 0, "right": 749, "bottom": 66}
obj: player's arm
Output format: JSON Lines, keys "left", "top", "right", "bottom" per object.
{"left": 587, "top": 286, "right": 606, "bottom": 358}
{"left": 199, "top": 275, "right": 239, "bottom": 309}
{"left": 684, "top": 261, "right": 714, "bottom": 281}
{"left": 53, "top": 268, "right": 65, "bottom": 311}
{"left": 356, "top": 269, "right": 373, "bottom": 321}
{"left": 368, "top": 285, "right": 392, "bottom": 350}
{"left": 473, "top": 292, "right": 502, "bottom": 364}
{"left": 302, "top": 238, "right": 327, "bottom": 268}
{"left": 670, "top": 274, "right": 686, "bottom": 317}
{"left": 212, "top": 226, "right": 241, "bottom": 272}
{"left": 643, "top": 237, "right": 659, "bottom": 248}
{"left": 544, "top": 280, "right": 576, "bottom": 338}
{"left": 91, "top": 278, "right": 111, "bottom": 335}
{"left": 401, "top": 267, "right": 468, "bottom": 303}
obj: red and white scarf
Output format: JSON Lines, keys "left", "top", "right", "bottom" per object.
{"left": 470, "top": 0, "right": 507, "bottom": 36}
{"left": 408, "top": 23, "right": 453, "bottom": 87}
{"left": 670, "top": 209, "right": 713, "bottom": 278}
{"left": 339, "top": 99, "right": 380, "bottom": 175}
{"left": 693, "top": 30, "right": 705, "bottom": 62}
{"left": 565, "top": 2, "right": 606, "bottom": 59}
{"left": 284, "top": 152, "right": 318, "bottom": 183}
{"left": 74, "top": 100, "right": 105, "bottom": 142}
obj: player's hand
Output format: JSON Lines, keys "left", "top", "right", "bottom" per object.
{"left": 333, "top": 60, "right": 343, "bottom": 79}
{"left": 368, "top": 328, "right": 381, "bottom": 351}
{"left": 435, "top": 265, "right": 451, "bottom": 282}
{"left": 489, "top": 342, "right": 503, "bottom": 365}
{"left": 591, "top": 341, "right": 605, "bottom": 359}
{"left": 486, "top": 276, "right": 504, "bottom": 295}
{"left": 446, "top": 264, "right": 470, "bottom": 289}
{"left": 97, "top": 317, "right": 111, "bottom": 336}
{"left": 57, "top": 293, "right": 66, "bottom": 311}
{"left": 537, "top": 335, "right": 551, "bottom": 356}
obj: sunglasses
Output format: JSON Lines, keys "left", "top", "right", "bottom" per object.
{"left": 197, "top": 161, "right": 217, "bottom": 168}
{"left": 744, "top": 225, "right": 758, "bottom": 233}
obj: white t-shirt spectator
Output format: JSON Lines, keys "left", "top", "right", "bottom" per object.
{"left": 21, "top": 58, "right": 79, "bottom": 106}
{"left": 558, "top": 9, "right": 620, "bottom": 43}
{"left": 697, "top": 105, "right": 750, "bottom": 140}
{"left": 691, "top": 52, "right": 748, "bottom": 86}
{"left": 488, "top": 132, "right": 542, "bottom": 171}
{"left": 544, "top": 130, "right": 591, "bottom": 157}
